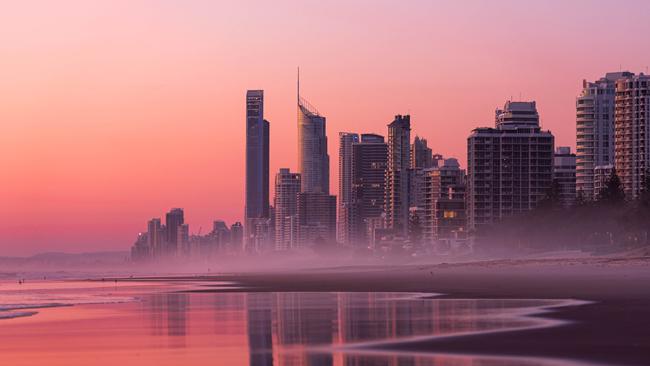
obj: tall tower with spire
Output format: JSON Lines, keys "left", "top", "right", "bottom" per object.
{"left": 297, "top": 69, "right": 330, "bottom": 194}
{"left": 295, "top": 69, "right": 337, "bottom": 247}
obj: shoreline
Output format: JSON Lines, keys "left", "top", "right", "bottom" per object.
{"left": 156, "top": 261, "right": 650, "bottom": 366}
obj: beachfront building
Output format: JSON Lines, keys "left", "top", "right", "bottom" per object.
{"left": 298, "top": 83, "right": 329, "bottom": 195}
{"left": 274, "top": 169, "right": 301, "bottom": 251}
{"left": 337, "top": 132, "right": 359, "bottom": 245}
{"left": 230, "top": 222, "right": 243, "bottom": 249}
{"left": 467, "top": 101, "right": 555, "bottom": 234}
{"left": 422, "top": 158, "right": 467, "bottom": 252}
{"left": 165, "top": 208, "right": 184, "bottom": 255}
{"left": 245, "top": 90, "right": 270, "bottom": 252}
{"left": 614, "top": 73, "right": 650, "bottom": 199}
{"left": 411, "top": 136, "right": 433, "bottom": 169}
{"left": 409, "top": 137, "right": 436, "bottom": 209}
{"left": 385, "top": 115, "right": 411, "bottom": 239}
{"left": 554, "top": 146, "right": 577, "bottom": 207}
{"left": 576, "top": 73, "right": 631, "bottom": 200}
{"left": 350, "top": 134, "right": 388, "bottom": 246}
{"left": 297, "top": 192, "right": 337, "bottom": 248}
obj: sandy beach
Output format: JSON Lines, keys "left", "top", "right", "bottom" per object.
{"left": 2, "top": 256, "right": 649, "bottom": 366}
{"left": 165, "top": 257, "right": 650, "bottom": 366}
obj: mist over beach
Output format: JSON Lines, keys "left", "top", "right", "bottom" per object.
{"left": 3, "top": 1, "right": 650, "bottom": 365}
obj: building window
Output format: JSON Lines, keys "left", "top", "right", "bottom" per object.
{"left": 443, "top": 211, "right": 457, "bottom": 219}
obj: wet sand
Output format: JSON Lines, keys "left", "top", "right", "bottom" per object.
{"left": 1, "top": 281, "right": 584, "bottom": 366}
{"left": 172, "top": 258, "right": 650, "bottom": 366}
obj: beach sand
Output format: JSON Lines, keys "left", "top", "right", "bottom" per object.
{"left": 165, "top": 257, "right": 650, "bottom": 366}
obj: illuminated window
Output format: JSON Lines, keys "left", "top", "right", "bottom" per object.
{"left": 443, "top": 211, "right": 457, "bottom": 218}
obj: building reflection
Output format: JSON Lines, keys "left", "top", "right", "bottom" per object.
{"left": 247, "top": 293, "right": 274, "bottom": 366}
{"left": 273, "top": 292, "right": 337, "bottom": 366}
{"left": 145, "top": 293, "right": 188, "bottom": 348}
{"left": 142, "top": 291, "right": 536, "bottom": 366}
{"left": 269, "top": 293, "right": 484, "bottom": 366}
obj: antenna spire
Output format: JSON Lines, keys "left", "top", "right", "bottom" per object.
{"left": 297, "top": 66, "right": 300, "bottom": 104}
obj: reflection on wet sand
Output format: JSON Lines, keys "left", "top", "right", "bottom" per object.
{"left": 140, "top": 292, "right": 578, "bottom": 366}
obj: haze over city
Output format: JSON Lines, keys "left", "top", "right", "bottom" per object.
{"left": 2, "top": 0, "right": 650, "bottom": 256}
{"left": 4, "top": 2, "right": 650, "bottom": 366}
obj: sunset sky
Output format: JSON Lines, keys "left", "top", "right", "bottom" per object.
{"left": 2, "top": 0, "right": 650, "bottom": 255}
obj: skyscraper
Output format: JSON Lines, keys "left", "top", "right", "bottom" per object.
{"left": 338, "top": 132, "right": 359, "bottom": 244}
{"left": 147, "top": 218, "right": 163, "bottom": 257}
{"left": 351, "top": 134, "right": 388, "bottom": 245}
{"left": 165, "top": 208, "right": 184, "bottom": 255}
{"left": 295, "top": 71, "right": 336, "bottom": 248}
{"left": 297, "top": 74, "right": 330, "bottom": 194}
{"left": 274, "top": 168, "right": 301, "bottom": 251}
{"left": 131, "top": 232, "right": 150, "bottom": 261}
{"left": 467, "top": 101, "right": 554, "bottom": 234}
{"left": 230, "top": 222, "right": 244, "bottom": 249}
{"left": 245, "top": 90, "right": 270, "bottom": 251}
{"left": 297, "top": 192, "right": 337, "bottom": 248}
{"left": 385, "top": 115, "right": 411, "bottom": 238}
{"left": 576, "top": 72, "right": 632, "bottom": 199}
{"left": 409, "top": 136, "right": 434, "bottom": 216}
{"left": 177, "top": 224, "right": 190, "bottom": 256}
{"left": 422, "top": 158, "right": 467, "bottom": 251}
{"left": 554, "top": 146, "right": 577, "bottom": 207}
{"left": 614, "top": 73, "right": 650, "bottom": 199}
{"left": 411, "top": 136, "right": 433, "bottom": 169}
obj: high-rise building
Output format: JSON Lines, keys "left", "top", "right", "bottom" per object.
{"left": 247, "top": 218, "right": 273, "bottom": 253}
{"left": 554, "top": 146, "right": 577, "bottom": 207}
{"left": 165, "top": 208, "right": 184, "bottom": 255}
{"left": 211, "top": 220, "right": 231, "bottom": 252}
{"left": 297, "top": 75, "right": 329, "bottom": 194}
{"left": 411, "top": 136, "right": 433, "bottom": 169}
{"left": 131, "top": 232, "right": 150, "bottom": 261}
{"left": 409, "top": 136, "right": 434, "bottom": 214}
{"left": 614, "top": 73, "right": 650, "bottom": 199}
{"left": 274, "top": 168, "right": 301, "bottom": 251}
{"left": 422, "top": 158, "right": 467, "bottom": 251}
{"left": 297, "top": 192, "right": 336, "bottom": 248}
{"left": 337, "top": 132, "right": 359, "bottom": 244}
{"left": 230, "top": 222, "right": 244, "bottom": 250}
{"left": 177, "top": 224, "right": 190, "bottom": 256}
{"left": 432, "top": 154, "right": 444, "bottom": 169}
{"left": 385, "top": 115, "right": 411, "bottom": 238}
{"left": 245, "top": 90, "right": 270, "bottom": 251}
{"left": 351, "top": 134, "right": 388, "bottom": 245}
{"left": 467, "top": 101, "right": 554, "bottom": 234}
{"left": 147, "top": 218, "right": 164, "bottom": 257}
{"left": 576, "top": 72, "right": 632, "bottom": 199}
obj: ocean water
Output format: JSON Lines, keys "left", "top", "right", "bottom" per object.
{"left": 0, "top": 280, "right": 593, "bottom": 366}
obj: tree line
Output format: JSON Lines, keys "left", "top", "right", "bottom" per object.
{"left": 477, "top": 170, "right": 650, "bottom": 255}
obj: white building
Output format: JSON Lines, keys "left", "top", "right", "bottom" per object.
{"left": 576, "top": 72, "right": 632, "bottom": 200}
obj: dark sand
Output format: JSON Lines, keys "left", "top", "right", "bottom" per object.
{"left": 151, "top": 257, "right": 650, "bottom": 366}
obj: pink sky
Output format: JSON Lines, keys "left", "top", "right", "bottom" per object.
{"left": 2, "top": 1, "right": 650, "bottom": 255}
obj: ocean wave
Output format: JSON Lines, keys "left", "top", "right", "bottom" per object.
{"left": 0, "top": 310, "right": 39, "bottom": 319}
{"left": 0, "top": 303, "right": 72, "bottom": 312}
{"left": 0, "top": 297, "right": 136, "bottom": 321}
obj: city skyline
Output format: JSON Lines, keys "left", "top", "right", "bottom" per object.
{"left": 3, "top": 1, "right": 650, "bottom": 255}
